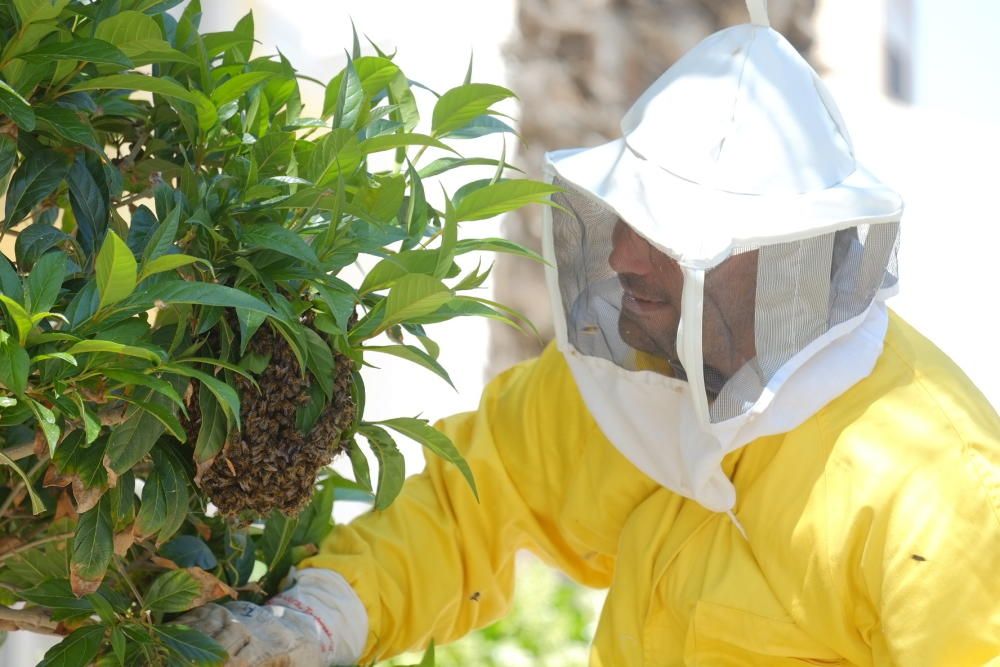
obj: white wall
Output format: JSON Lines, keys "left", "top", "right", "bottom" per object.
{"left": 815, "top": 0, "right": 1000, "bottom": 409}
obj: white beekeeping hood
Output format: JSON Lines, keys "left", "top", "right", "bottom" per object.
{"left": 542, "top": 0, "right": 902, "bottom": 519}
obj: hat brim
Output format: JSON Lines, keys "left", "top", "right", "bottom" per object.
{"left": 546, "top": 138, "right": 903, "bottom": 268}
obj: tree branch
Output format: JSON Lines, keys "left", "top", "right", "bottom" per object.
{"left": 0, "top": 606, "right": 62, "bottom": 635}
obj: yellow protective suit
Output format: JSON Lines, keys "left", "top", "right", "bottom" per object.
{"left": 301, "top": 312, "right": 1000, "bottom": 666}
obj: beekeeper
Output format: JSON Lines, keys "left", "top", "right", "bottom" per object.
{"left": 178, "top": 1, "right": 1000, "bottom": 664}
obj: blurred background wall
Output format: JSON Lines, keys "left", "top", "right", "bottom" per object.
{"left": 5, "top": 0, "right": 999, "bottom": 662}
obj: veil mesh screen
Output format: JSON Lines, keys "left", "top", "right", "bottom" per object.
{"left": 550, "top": 175, "right": 901, "bottom": 423}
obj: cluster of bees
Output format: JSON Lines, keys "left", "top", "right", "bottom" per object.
{"left": 188, "top": 321, "right": 356, "bottom": 516}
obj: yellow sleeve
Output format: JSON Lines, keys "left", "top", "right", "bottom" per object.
{"left": 848, "top": 324, "right": 1000, "bottom": 665}
{"left": 299, "top": 343, "right": 645, "bottom": 663}
{"left": 858, "top": 447, "right": 1000, "bottom": 666}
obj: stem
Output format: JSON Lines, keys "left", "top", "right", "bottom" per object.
{"left": 114, "top": 557, "right": 145, "bottom": 610}
{"left": 0, "top": 531, "right": 74, "bottom": 562}
{"left": 0, "top": 442, "right": 35, "bottom": 462}
{"left": 0, "top": 606, "right": 61, "bottom": 635}
{"left": 111, "top": 190, "right": 153, "bottom": 208}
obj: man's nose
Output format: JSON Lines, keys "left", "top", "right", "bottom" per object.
{"left": 609, "top": 219, "right": 654, "bottom": 275}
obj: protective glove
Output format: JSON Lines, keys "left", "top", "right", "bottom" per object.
{"left": 174, "top": 600, "right": 329, "bottom": 666}
{"left": 172, "top": 568, "right": 368, "bottom": 667}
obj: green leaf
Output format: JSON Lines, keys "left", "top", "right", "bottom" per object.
{"left": 453, "top": 179, "right": 561, "bottom": 222}
{"left": 20, "top": 580, "right": 94, "bottom": 622}
{"left": 435, "top": 196, "right": 458, "bottom": 278}
{"left": 309, "top": 129, "right": 363, "bottom": 186}
{"left": 333, "top": 57, "right": 364, "bottom": 130}
{"left": 14, "top": 222, "right": 71, "bottom": 270}
{"left": 111, "top": 626, "right": 126, "bottom": 665}
{"left": 159, "top": 535, "right": 217, "bottom": 570}
{"left": 25, "top": 250, "right": 65, "bottom": 315}
{"left": 379, "top": 417, "right": 477, "bottom": 500}
{"left": 154, "top": 625, "right": 226, "bottom": 665}
{"left": 454, "top": 237, "right": 546, "bottom": 264}
{"left": 360, "top": 250, "right": 441, "bottom": 294}
{"left": 52, "top": 430, "right": 107, "bottom": 495}
{"left": 67, "top": 155, "right": 109, "bottom": 257}
{"left": 38, "top": 625, "right": 104, "bottom": 667}
{"left": 34, "top": 106, "right": 101, "bottom": 151}
{"left": 0, "top": 449, "right": 45, "bottom": 514}
{"left": 20, "top": 37, "right": 132, "bottom": 67}
{"left": 302, "top": 327, "right": 334, "bottom": 399}
{"left": 104, "top": 404, "right": 164, "bottom": 475}
{"left": 67, "top": 339, "right": 161, "bottom": 363}
{"left": 31, "top": 351, "right": 76, "bottom": 366}
{"left": 150, "top": 282, "right": 278, "bottom": 320}
{"left": 13, "top": 0, "right": 70, "bottom": 25}
{"left": 0, "top": 295, "right": 33, "bottom": 345}
{"left": 71, "top": 495, "right": 114, "bottom": 596}
{"left": 259, "top": 511, "right": 297, "bottom": 592}
{"left": 404, "top": 160, "right": 428, "bottom": 245}
{"left": 348, "top": 440, "right": 372, "bottom": 492}
{"left": 86, "top": 592, "right": 117, "bottom": 624}
{"left": 95, "top": 231, "right": 137, "bottom": 311}
{"left": 163, "top": 364, "right": 240, "bottom": 427}
{"left": 139, "top": 205, "right": 180, "bottom": 263}
{"left": 382, "top": 274, "right": 452, "bottom": 327}
{"left": 210, "top": 71, "right": 271, "bottom": 107}
{"left": 103, "top": 369, "right": 185, "bottom": 412}
{"left": 134, "top": 446, "right": 188, "bottom": 543}
{"left": 0, "top": 79, "right": 36, "bottom": 131}
{"left": 387, "top": 70, "right": 419, "bottom": 132}
{"left": 359, "top": 132, "right": 455, "bottom": 156}
{"left": 0, "top": 134, "right": 18, "bottom": 184}
{"left": 364, "top": 344, "right": 453, "bottom": 388}
{"left": 93, "top": 10, "right": 162, "bottom": 54}
{"left": 0, "top": 337, "right": 30, "bottom": 397}
{"left": 2, "top": 149, "right": 69, "bottom": 228}
{"left": 193, "top": 383, "right": 226, "bottom": 463}
{"left": 418, "top": 641, "right": 436, "bottom": 667}
{"left": 69, "top": 74, "right": 217, "bottom": 131}
{"left": 144, "top": 569, "right": 199, "bottom": 613}
{"left": 431, "top": 83, "right": 515, "bottom": 136}
{"left": 240, "top": 224, "right": 319, "bottom": 267}
{"left": 28, "top": 397, "right": 59, "bottom": 454}
{"left": 35, "top": 107, "right": 102, "bottom": 152}
{"left": 118, "top": 396, "right": 186, "bottom": 442}
{"left": 124, "top": 38, "right": 197, "bottom": 65}
{"left": 417, "top": 156, "right": 521, "bottom": 179}
{"left": 443, "top": 114, "right": 516, "bottom": 139}
{"left": 323, "top": 56, "right": 400, "bottom": 117}
{"left": 138, "top": 253, "right": 207, "bottom": 282}
{"left": 359, "top": 424, "right": 405, "bottom": 511}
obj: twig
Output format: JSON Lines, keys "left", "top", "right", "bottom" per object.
{"left": 0, "top": 442, "right": 36, "bottom": 462}
{"left": 0, "top": 531, "right": 73, "bottom": 562}
{"left": 114, "top": 556, "right": 144, "bottom": 610}
{"left": 0, "top": 606, "right": 61, "bottom": 635}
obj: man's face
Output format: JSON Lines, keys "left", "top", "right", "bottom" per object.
{"left": 608, "top": 219, "right": 758, "bottom": 391}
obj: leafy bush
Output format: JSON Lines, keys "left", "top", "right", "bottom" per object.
{"left": 0, "top": 1, "right": 555, "bottom": 664}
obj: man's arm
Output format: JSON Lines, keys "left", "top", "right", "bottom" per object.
{"left": 299, "top": 343, "right": 653, "bottom": 663}
{"left": 859, "top": 444, "right": 1000, "bottom": 666}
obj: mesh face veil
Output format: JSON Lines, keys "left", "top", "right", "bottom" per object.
{"left": 541, "top": 1, "right": 903, "bottom": 515}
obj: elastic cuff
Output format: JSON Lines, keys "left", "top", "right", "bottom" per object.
{"left": 269, "top": 567, "right": 368, "bottom": 665}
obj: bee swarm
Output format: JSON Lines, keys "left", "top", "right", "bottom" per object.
{"left": 187, "top": 321, "right": 355, "bottom": 516}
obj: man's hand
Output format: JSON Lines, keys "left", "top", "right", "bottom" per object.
{"left": 171, "top": 568, "right": 367, "bottom": 667}
{"left": 173, "top": 599, "right": 332, "bottom": 667}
